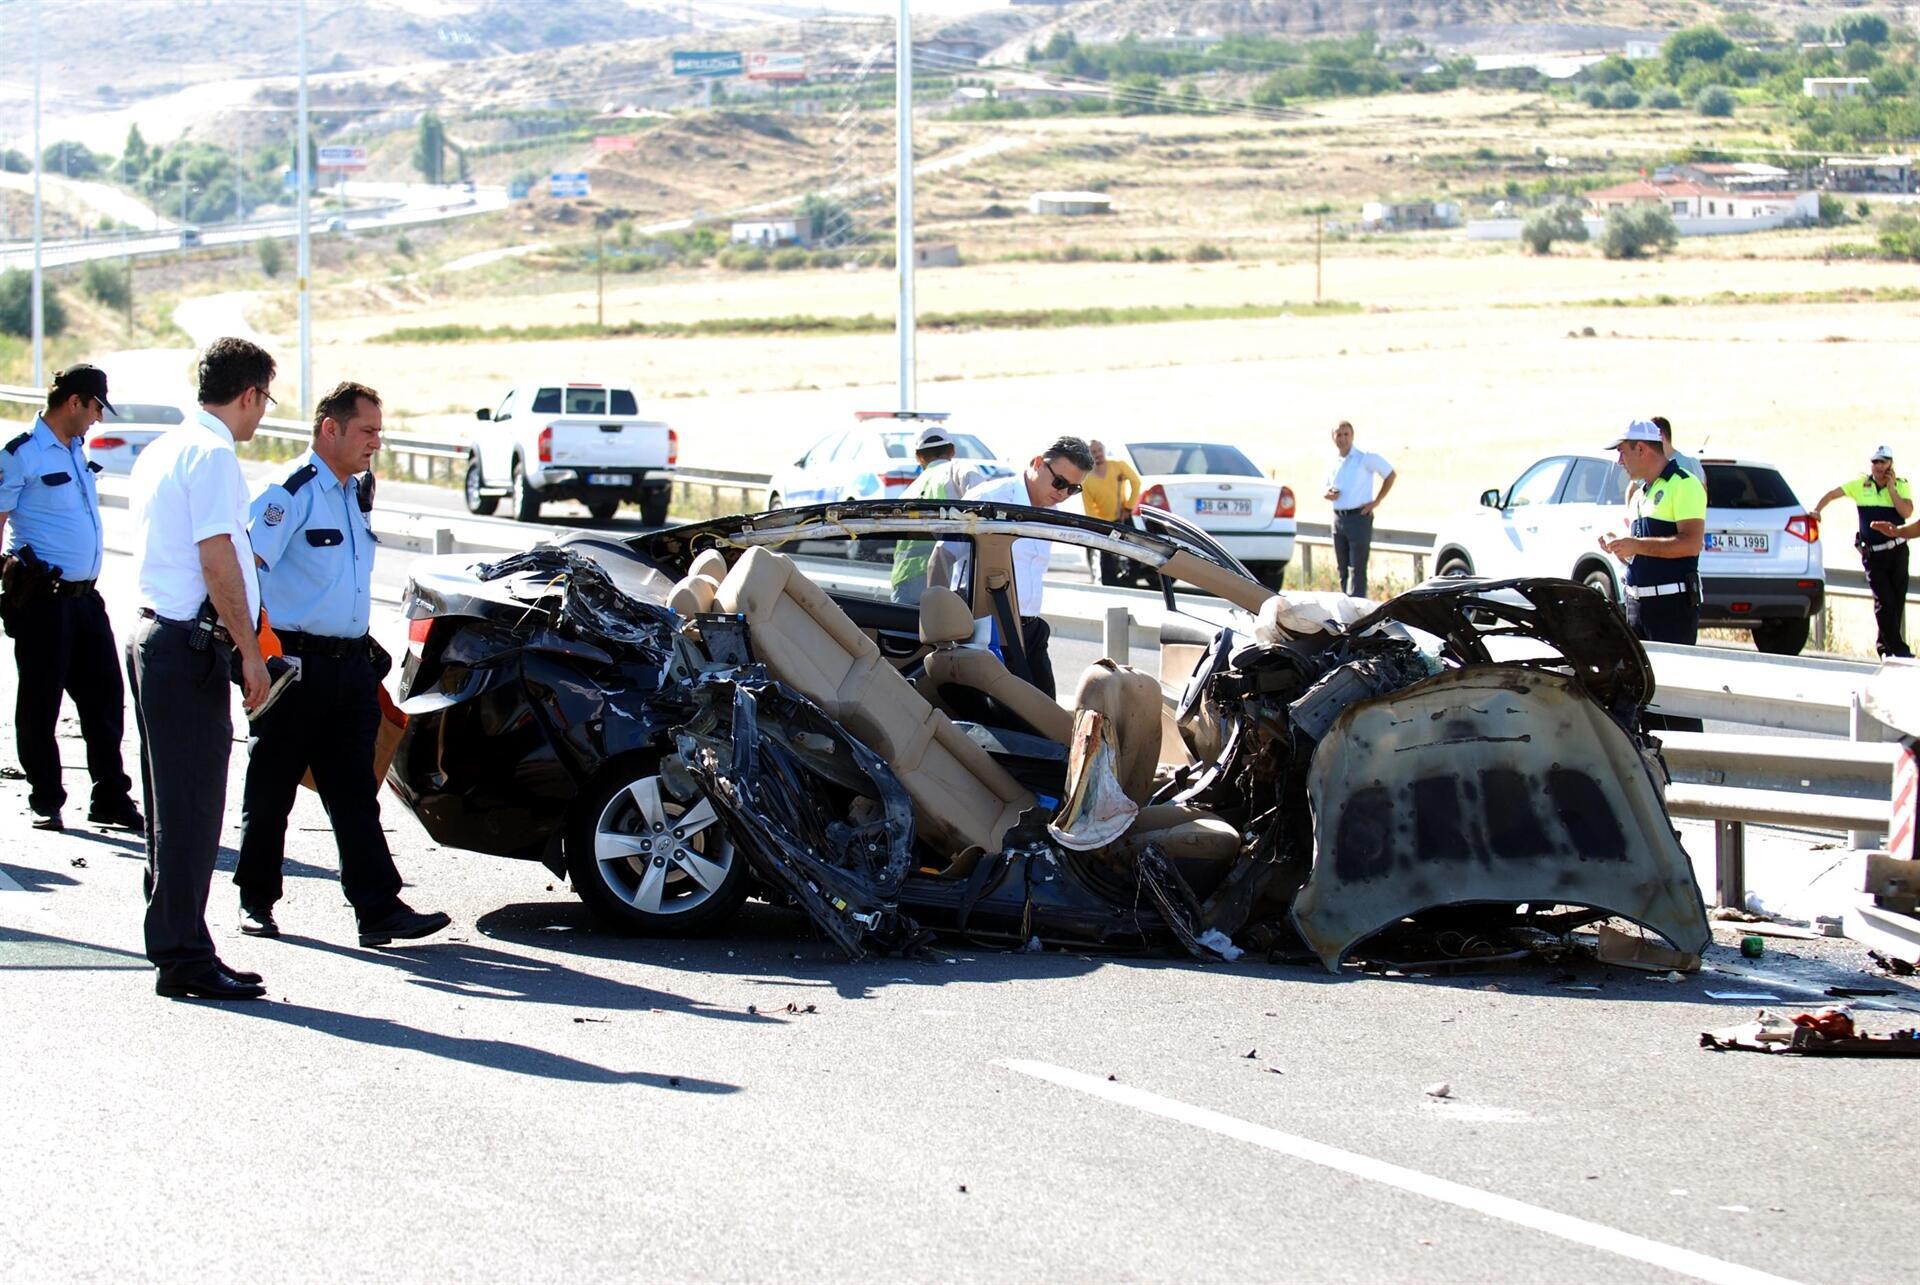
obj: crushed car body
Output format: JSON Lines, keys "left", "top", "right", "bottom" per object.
{"left": 388, "top": 500, "right": 1710, "bottom": 970}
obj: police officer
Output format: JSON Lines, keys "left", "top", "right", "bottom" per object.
{"left": 889, "top": 423, "right": 988, "bottom": 604}
{"left": 234, "top": 380, "right": 450, "bottom": 947}
{"left": 1814, "top": 446, "right": 1914, "bottom": 659}
{"left": 0, "top": 365, "right": 141, "bottom": 832}
{"left": 1600, "top": 420, "right": 1707, "bottom": 731}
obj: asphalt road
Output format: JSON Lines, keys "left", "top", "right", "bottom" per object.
{"left": 5, "top": 525, "right": 1920, "bottom": 1281}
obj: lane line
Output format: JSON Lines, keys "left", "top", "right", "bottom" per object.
{"left": 999, "top": 1059, "right": 1801, "bottom": 1285}
{"left": 0, "top": 865, "right": 26, "bottom": 893}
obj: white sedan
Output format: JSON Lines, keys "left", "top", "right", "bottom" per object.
{"left": 1125, "top": 440, "right": 1295, "bottom": 588}
{"left": 84, "top": 402, "right": 186, "bottom": 475}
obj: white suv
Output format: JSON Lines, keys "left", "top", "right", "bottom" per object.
{"left": 1431, "top": 454, "right": 1824, "bottom": 654}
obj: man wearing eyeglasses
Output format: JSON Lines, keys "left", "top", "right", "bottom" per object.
{"left": 0, "top": 364, "right": 142, "bottom": 834}
{"left": 127, "top": 337, "right": 278, "bottom": 1000}
{"left": 959, "top": 435, "right": 1093, "bottom": 699}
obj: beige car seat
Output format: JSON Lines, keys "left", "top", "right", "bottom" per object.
{"left": 715, "top": 546, "right": 1035, "bottom": 862}
{"left": 667, "top": 573, "right": 721, "bottom": 617}
{"left": 916, "top": 587, "right": 1073, "bottom": 743}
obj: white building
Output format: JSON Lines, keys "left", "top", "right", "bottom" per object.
{"left": 1030, "top": 191, "right": 1112, "bottom": 216}
{"left": 1804, "top": 77, "right": 1871, "bottom": 101}
{"left": 729, "top": 218, "right": 810, "bottom": 248}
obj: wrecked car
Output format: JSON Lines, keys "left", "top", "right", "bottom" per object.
{"left": 389, "top": 500, "right": 1710, "bottom": 968}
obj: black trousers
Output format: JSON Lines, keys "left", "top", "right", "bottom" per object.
{"left": 10, "top": 588, "right": 133, "bottom": 816}
{"left": 1626, "top": 587, "right": 1702, "bottom": 733}
{"left": 235, "top": 640, "right": 402, "bottom": 920}
{"left": 1332, "top": 508, "right": 1373, "bottom": 598}
{"left": 1863, "top": 545, "right": 1912, "bottom": 659}
{"left": 1021, "top": 615, "right": 1055, "bottom": 701}
{"left": 128, "top": 618, "right": 235, "bottom": 970}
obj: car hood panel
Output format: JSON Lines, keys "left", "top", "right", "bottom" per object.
{"left": 1291, "top": 665, "right": 1709, "bottom": 971}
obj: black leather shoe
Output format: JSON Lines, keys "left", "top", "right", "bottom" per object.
{"left": 155, "top": 963, "right": 265, "bottom": 1000}
{"left": 358, "top": 904, "right": 452, "bottom": 947}
{"left": 87, "top": 799, "right": 144, "bottom": 831}
{"left": 215, "top": 959, "right": 263, "bottom": 985}
{"left": 239, "top": 902, "right": 280, "bottom": 937}
{"left": 30, "top": 810, "right": 63, "bottom": 832}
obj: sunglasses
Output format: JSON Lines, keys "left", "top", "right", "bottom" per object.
{"left": 257, "top": 387, "right": 278, "bottom": 410}
{"left": 1045, "top": 465, "right": 1082, "bottom": 497}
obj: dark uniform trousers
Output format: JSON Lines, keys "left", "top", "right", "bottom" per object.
{"left": 1021, "top": 616, "right": 1055, "bottom": 701}
{"left": 235, "top": 638, "right": 402, "bottom": 917}
{"left": 12, "top": 587, "right": 132, "bottom": 815}
{"left": 128, "top": 618, "right": 235, "bottom": 969}
{"left": 1332, "top": 508, "right": 1374, "bottom": 599}
{"left": 1625, "top": 586, "right": 1703, "bottom": 733}
{"left": 1863, "top": 544, "right": 1913, "bottom": 659}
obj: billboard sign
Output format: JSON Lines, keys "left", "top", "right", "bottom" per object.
{"left": 316, "top": 145, "right": 368, "bottom": 171}
{"left": 549, "top": 171, "right": 591, "bottom": 198}
{"left": 672, "top": 50, "right": 743, "bottom": 77}
{"left": 745, "top": 50, "right": 807, "bottom": 81}
{"left": 507, "top": 177, "right": 532, "bottom": 200}
{"left": 593, "top": 134, "right": 637, "bottom": 153}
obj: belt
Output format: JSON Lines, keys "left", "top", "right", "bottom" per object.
{"left": 274, "top": 629, "right": 365, "bottom": 659}
{"left": 137, "top": 606, "right": 232, "bottom": 646}
{"left": 50, "top": 578, "right": 96, "bottom": 598}
{"left": 1626, "top": 581, "right": 1695, "bottom": 599}
{"left": 1865, "top": 538, "right": 1906, "bottom": 554}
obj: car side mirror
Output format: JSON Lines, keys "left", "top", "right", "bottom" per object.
{"left": 475, "top": 408, "right": 491, "bottom": 421}
{"left": 1479, "top": 488, "right": 1502, "bottom": 509}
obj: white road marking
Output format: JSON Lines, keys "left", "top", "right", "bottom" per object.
{"left": 0, "top": 866, "right": 26, "bottom": 893}
{"left": 999, "top": 1059, "right": 1802, "bottom": 1285}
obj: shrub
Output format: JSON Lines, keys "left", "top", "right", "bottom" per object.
{"left": 1695, "top": 86, "right": 1735, "bottom": 118}
{"left": 1649, "top": 88, "right": 1683, "bottom": 110}
{"left": 770, "top": 247, "right": 808, "bottom": 271}
{"left": 982, "top": 203, "right": 1014, "bottom": 218}
{"left": 0, "top": 268, "right": 64, "bottom": 337}
{"left": 81, "top": 258, "right": 130, "bottom": 309}
{"left": 1856, "top": 200, "right": 1872, "bottom": 220}
{"left": 256, "top": 236, "right": 284, "bottom": 277}
{"left": 1601, "top": 204, "right": 1678, "bottom": 259}
{"left": 1581, "top": 87, "right": 1609, "bottom": 108}
{"left": 1606, "top": 83, "right": 1641, "bottom": 110}
{"left": 1522, "top": 201, "right": 1590, "bottom": 254}
{"left": 1879, "top": 213, "right": 1920, "bottom": 261}
{"left": 806, "top": 249, "right": 844, "bottom": 268}
{"left": 394, "top": 233, "right": 414, "bottom": 258}
{"left": 1818, "top": 193, "right": 1850, "bottom": 227}
{"left": 1136, "top": 245, "right": 1173, "bottom": 262}
{"left": 1186, "top": 242, "right": 1228, "bottom": 262}
{"left": 719, "top": 247, "right": 768, "bottom": 271}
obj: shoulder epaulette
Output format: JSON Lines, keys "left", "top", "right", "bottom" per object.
{"left": 281, "top": 462, "right": 319, "bottom": 495}
{"left": 2, "top": 431, "right": 30, "bottom": 455}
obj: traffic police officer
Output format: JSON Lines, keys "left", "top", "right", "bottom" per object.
{"left": 0, "top": 365, "right": 141, "bottom": 831}
{"left": 234, "top": 380, "right": 449, "bottom": 947}
{"left": 1599, "top": 419, "right": 1708, "bottom": 647}
{"left": 1814, "top": 446, "right": 1914, "bottom": 658}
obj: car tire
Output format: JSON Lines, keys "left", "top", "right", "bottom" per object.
{"left": 1436, "top": 552, "right": 1473, "bottom": 578}
{"left": 510, "top": 458, "right": 541, "bottom": 522}
{"left": 1754, "top": 618, "right": 1811, "bottom": 656}
{"left": 586, "top": 500, "right": 619, "bottom": 522}
{"left": 639, "top": 490, "right": 671, "bottom": 528}
{"left": 1248, "top": 560, "right": 1288, "bottom": 591}
{"left": 464, "top": 456, "right": 498, "bottom": 516}
{"left": 1578, "top": 563, "right": 1618, "bottom": 602}
{"left": 566, "top": 762, "right": 749, "bottom": 936}
{"left": 766, "top": 491, "right": 783, "bottom": 511}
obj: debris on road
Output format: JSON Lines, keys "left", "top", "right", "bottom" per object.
{"left": 68, "top": 856, "right": 86, "bottom": 868}
{"left": 1596, "top": 925, "right": 1701, "bottom": 974}
{"left": 1425, "top": 1082, "right": 1452, "bottom": 1099}
{"left": 1700, "top": 1007, "right": 1920, "bottom": 1056}
{"left": 1741, "top": 935, "right": 1766, "bottom": 959}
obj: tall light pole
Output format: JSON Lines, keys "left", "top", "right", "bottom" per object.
{"left": 894, "top": 0, "right": 915, "bottom": 410}
{"left": 296, "top": 0, "right": 311, "bottom": 416}
{"left": 30, "top": 0, "right": 45, "bottom": 387}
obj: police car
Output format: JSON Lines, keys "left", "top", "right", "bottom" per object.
{"left": 766, "top": 412, "right": 1007, "bottom": 509}
{"left": 1431, "top": 453, "right": 1824, "bottom": 654}
{"left": 84, "top": 402, "right": 186, "bottom": 475}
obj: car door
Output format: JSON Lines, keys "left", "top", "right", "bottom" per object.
{"left": 1545, "top": 458, "right": 1621, "bottom": 575}
{"left": 480, "top": 388, "right": 518, "bottom": 483}
{"left": 788, "top": 432, "right": 843, "bottom": 506}
{"left": 1480, "top": 456, "right": 1571, "bottom": 578}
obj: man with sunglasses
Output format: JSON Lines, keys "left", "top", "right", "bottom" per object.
{"left": 959, "top": 435, "right": 1094, "bottom": 699}
{"left": 0, "top": 364, "right": 142, "bottom": 833}
{"left": 127, "top": 337, "right": 277, "bottom": 1000}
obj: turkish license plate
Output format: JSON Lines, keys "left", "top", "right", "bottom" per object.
{"left": 588, "top": 472, "right": 633, "bottom": 487}
{"left": 1706, "top": 531, "right": 1769, "bottom": 554}
{"left": 1195, "top": 497, "right": 1253, "bottom": 517}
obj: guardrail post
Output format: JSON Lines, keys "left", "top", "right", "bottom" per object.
{"left": 1411, "top": 551, "right": 1426, "bottom": 582}
{"left": 433, "top": 527, "right": 453, "bottom": 556}
{"left": 1851, "top": 693, "right": 1887, "bottom": 849}
{"left": 1812, "top": 607, "right": 1827, "bottom": 652}
{"left": 1715, "top": 819, "right": 1747, "bottom": 910}
{"left": 1300, "top": 543, "right": 1313, "bottom": 583}
{"left": 1103, "top": 606, "right": 1130, "bottom": 662}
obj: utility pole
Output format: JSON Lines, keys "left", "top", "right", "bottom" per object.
{"left": 123, "top": 249, "right": 133, "bottom": 338}
{"left": 30, "top": 0, "right": 44, "bottom": 386}
{"left": 596, "top": 231, "right": 605, "bottom": 328}
{"left": 297, "top": 0, "right": 311, "bottom": 417}
{"left": 895, "top": 0, "right": 915, "bottom": 410}
{"left": 1315, "top": 209, "right": 1323, "bottom": 305}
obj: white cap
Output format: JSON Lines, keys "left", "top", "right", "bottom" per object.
{"left": 914, "top": 425, "right": 953, "bottom": 451}
{"left": 1872, "top": 444, "right": 1894, "bottom": 462}
{"left": 1604, "top": 420, "right": 1663, "bottom": 449}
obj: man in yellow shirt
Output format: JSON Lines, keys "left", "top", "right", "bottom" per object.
{"left": 1080, "top": 440, "right": 1142, "bottom": 585}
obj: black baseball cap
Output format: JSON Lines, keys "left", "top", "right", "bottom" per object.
{"left": 51, "top": 364, "right": 114, "bottom": 415}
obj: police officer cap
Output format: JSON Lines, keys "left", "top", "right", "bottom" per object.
{"left": 1604, "top": 420, "right": 1662, "bottom": 450}
{"left": 914, "top": 425, "right": 954, "bottom": 451}
{"left": 51, "top": 364, "right": 114, "bottom": 415}
{"left": 1871, "top": 444, "right": 1894, "bottom": 462}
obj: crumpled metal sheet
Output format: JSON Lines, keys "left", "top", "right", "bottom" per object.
{"left": 477, "top": 547, "right": 675, "bottom": 658}
{"left": 1291, "top": 665, "right": 1709, "bottom": 972}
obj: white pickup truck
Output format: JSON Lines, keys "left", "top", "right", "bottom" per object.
{"left": 463, "top": 381, "right": 678, "bottom": 525}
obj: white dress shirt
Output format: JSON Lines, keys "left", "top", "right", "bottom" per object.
{"left": 1324, "top": 448, "right": 1393, "bottom": 513}
{"left": 962, "top": 472, "right": 1051, "bottom": 615}
{"left": 129, "top": 409, "right": 261, "bottom": 624}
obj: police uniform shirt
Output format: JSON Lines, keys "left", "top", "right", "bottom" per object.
{"left": 1626, "top": 459, "right": 1708, "bottom": 587}
{"left": 0, "top": 415, "right": 105, "bottom": 580}
{"left": 129, "top": 408, "right": 261, "bottom": 623}
{"left": 249, "top": 451, "right": 375, "bottom": 639}
{"left": 1841, "top": 474, "right": 1912, "bottom": 540}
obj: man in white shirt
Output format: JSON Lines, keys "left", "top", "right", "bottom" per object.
{"left": 127, "top": 337, "right": 276, "bottom": 1001}
{"left": 1322, "top": 420, "right": 1396, "bottom": 598}
{"left": 958, "top": 435, "right": 1093, "bottom": 698}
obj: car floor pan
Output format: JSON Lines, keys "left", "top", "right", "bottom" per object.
{"left": 1291, "top": 666, "right": 1709, "bottom": 972}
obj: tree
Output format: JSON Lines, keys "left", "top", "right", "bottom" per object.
{"left": 1115, "top": 73, "right": 1168, "bottom": 114}
{"left": 1838, "top": 14, "right": 1891, "bottom": 46}
{"left": 1845, "top": 42, "right": 1882, "bottom": 73}
{"left": 1650, "top": 87, "right": 1683, "bottom": 109}
{"left": 1522, "top": 201, "right": 1590, "bottom": 254}
{"left": 1602, "top": 204, "right": 1678, "bottom": 259}
{"left": 1606, "top": 83, "right": 1641, "bottom": 109}
{"left": 81, "top": 258, "right": 130, "bottom": 310}
{"left": 1664, "top": 25, "right": 1734, "bottom": 76}
{"left": 0, "top": 268, "right": 65, "bottom": 337}
{"left": 1590, "top": 55, "right": 1634, "bottom": 85}
{"left": 257, "top": 237, "right": 284, "bottom": 277}
{"left": 1880, "top": 213, "right": 1920, "bottom": 261}
{"left": 412, "top": 111, "right": 446, "bottom": 184}
{"left": 43, "top": 141, "right": 99, "bottom": 177}
{"left": 799, "top": 193, "right": 854, "bottom": 246}
{"left": 1695, "top": 85, "right": 1736, "bottom": 118}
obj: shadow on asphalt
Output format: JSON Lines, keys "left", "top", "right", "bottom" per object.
{"left": 0, "top": 925, "right": 148, "bottom": 968}
{"left": 0, "top": 863, "right": 80, "bottom": 892}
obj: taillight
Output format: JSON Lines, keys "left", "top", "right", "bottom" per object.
{"left": 537, "top": 426, "right": 553, "bottom": 463}
{"left": 407, "top": 616, "right": 433, "bottom": 655}
{"left": 667, "top": 427, "right": 679, "bottom": 467}
{"left": 1786, "top": 513, "right": 1819, "bottom": 543}
{"left": 1275, "top": 486, "right": 1295, "bottom": 519}
{"left": 879, "top": 470, "right": 917, "bottom": 489}
{"left": 1141, "top": 484, "right": 1170, "bottom": 511}
{"left": 88, "top": 436, "right": 127, "bottom": 450}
